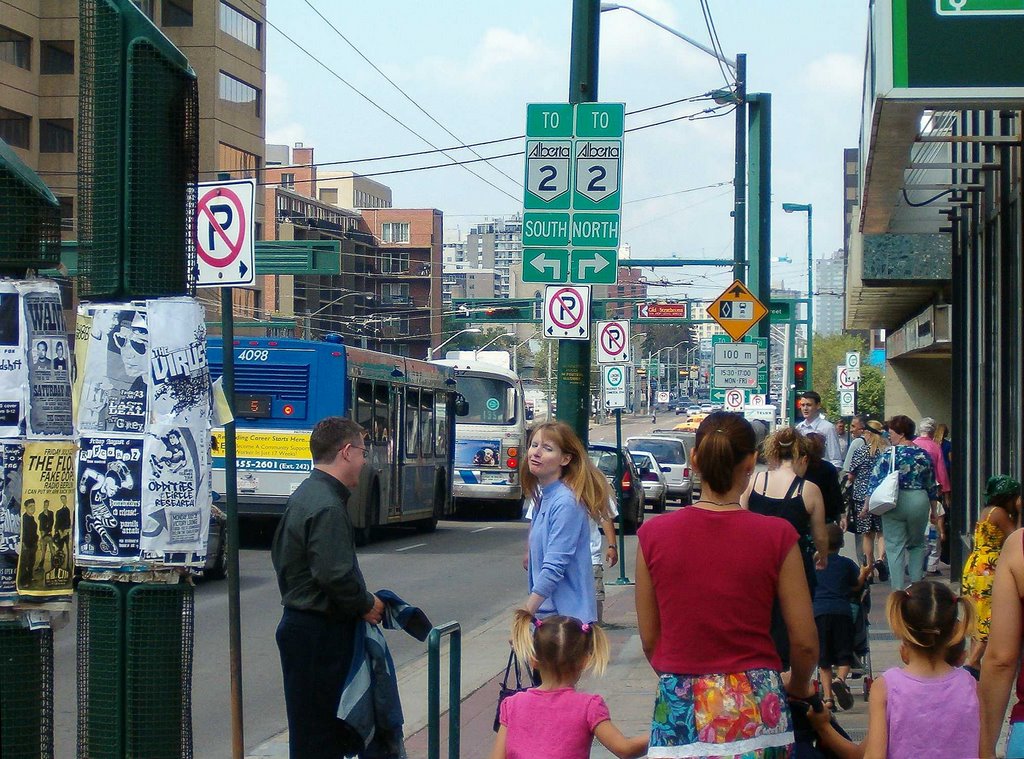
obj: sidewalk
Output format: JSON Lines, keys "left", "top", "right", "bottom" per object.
{"left": 247, "top": 550, "right": 917, "bottom": 759}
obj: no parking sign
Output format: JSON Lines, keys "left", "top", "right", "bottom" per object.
{"left": 195, "top": 179, "right": 256, "bottom": 288}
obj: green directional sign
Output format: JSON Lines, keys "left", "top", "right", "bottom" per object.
{"left": 523, "top": 212, "right": 570, "bottom": 247}
{"left": 526, "top": 103, "right": 574, "bottom": 137}
{"left": 571, "top": 212, "right": 619, "bottom": 248}
{"left": 525, "top": 140, "right": 572, "bottom": 210}
{"left": 936, "top": 0, "right": 1024, "bottom": 14}
{"left": 571, "top": 249, "right": 616, "bottom": 284}
{"left": 575, "top": 102, "right": 625, "bottom": 138}
{"left": 573, "top": 140, "right": 621, "bottom": 211}
{"left": 523, "top": 248, "right": 569, "bottom": 283}
{"left": 710, "top": 335, "right": 768, "bottom": 404}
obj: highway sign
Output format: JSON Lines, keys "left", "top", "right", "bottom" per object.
{"left": 570, "top": 212, "right": 619, "bottom": 248}
{"left": 937, "top": 0, "right": 1024, "bottom": 15}
{"left": 836, "top": 365, "right": 857, "bottom": 390}
{"left": 596, "top": 320, "right": 630, "bottom": 364}
{"left": 524, "top": 140, "right": 572, "bottom": 210}
{"left": 713, "top": 342, "right": 758, "bottom": 366}
{"left": 724, "top": 388, "right": 745, "bottom": 411}
{"left": 707, "top": 279, "right": 769, "bottom": 341}
{"left": 713, "top": 366, "right": 758, "bottom": 388}
{"left": 543, "top": 285, "right": 591, "bottom": 340}
{"left": 526, "top": 103, "right": 574, "bottom": 136}
{"left": 604, "top": 365, "right": 627, "bottom": 408}
{"left": 196, "top": 179, "right": 255, "bottom": 287}
{"left": 523, "top": 249, "right": 569, "bottom": 282}
{"left": 575, "top": 103, "right": 625, "bottom": 138}
{"left": 572, "top": 249, "right": 616, "bottom": 284}
{"left": 523, "top": 212, "right": 570, "bottom": 247}
{"left": 839, "top": 390, "right": 856, "bottom": 415}
{"left": 573, "top": 140, "right": 621, "bottom": 211}
{"left": 636, "top": 302, "right": 688, "bottom": 320}
{"left": 710, "top": 335, "right": 768, "bottom": 403}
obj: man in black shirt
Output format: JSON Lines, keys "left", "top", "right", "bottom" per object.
{"left": 271, "top": 416, "right": 383, "bottom": 758}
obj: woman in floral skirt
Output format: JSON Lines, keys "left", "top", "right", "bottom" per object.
{"left": 636, "top": 412, "right": 818, "bottom": 757}
{"left": 961, "top": 474, "right": 1021, "bottom": 676}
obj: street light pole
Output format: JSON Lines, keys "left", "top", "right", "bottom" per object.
{"left": 474, "top": 332, "right": 515, "bottom": 361}
{"left": 429, "top": 328, "right": 482, "bottom": 360}
{"left": 782, "top": 202, "right": 813, "bottom": 379}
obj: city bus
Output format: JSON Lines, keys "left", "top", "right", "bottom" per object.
{"left": 208, "top": 335, "right": 456, "bottom": 541}
{"left": 431, "top": 358, "right": 526, "bottom": 518}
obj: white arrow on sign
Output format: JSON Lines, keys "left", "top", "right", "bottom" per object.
{"left": 530, "top": 251, "right": 563, "bottom": 280}
{"left": 576, "top": 252, "right": 610, "bottom": 280}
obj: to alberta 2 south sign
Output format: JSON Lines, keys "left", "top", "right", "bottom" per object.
{"left": 523, "top": 102, "right": 624, "bottom": 286}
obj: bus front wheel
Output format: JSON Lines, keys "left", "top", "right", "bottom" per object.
{"left": 355, "top": 487, "right": 378, "bottom": 546}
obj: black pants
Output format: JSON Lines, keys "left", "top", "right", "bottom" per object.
{"left": 276, "top": 608, "right": 361, "bottom": 759}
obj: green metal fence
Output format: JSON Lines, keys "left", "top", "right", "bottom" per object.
{"left": 0, "top": 139, "right": 62, "bottom": 273}
{"left": 77, "top": 580, "right": 194, "bottom": 759}
{"left": 0, "top": 620, "right": 54, "bottom": 758}
{"left": 427, "top": 622, "right": 462, "bottom": 759}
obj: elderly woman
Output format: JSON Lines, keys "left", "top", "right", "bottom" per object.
{"left": 851, "top": 420, "right": 889, "bottom": 578}
{"left": 868, "top": 415, "right": 941, "bottom": 590}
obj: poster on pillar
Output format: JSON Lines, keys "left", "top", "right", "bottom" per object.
{"left": 16, "top": 441, "right": 76, "bottom": 600}
{"left": 0, "top": 283, "right": 25, "bottom": 438}
{"left": 76, "top": 306, "right": 150, "bottom": 435}
{"left": 22, "top": 281, "right": 73, "bottom": 438}
{"left": 0, "top": 442, "right": 23, "bottom": 605}
{"left": 75, "top": 435, "right": 145, "bottom": 564}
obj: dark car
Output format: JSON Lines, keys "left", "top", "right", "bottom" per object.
{"left": 587, "top": 443, "right": 645, "bottom": 535}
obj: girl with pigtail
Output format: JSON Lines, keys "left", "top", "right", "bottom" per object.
{"left": 489, "top": 610, "right": 648, "bottom": 759}
{"left": 810, "top": 581, "right": 979, "bottom": 758}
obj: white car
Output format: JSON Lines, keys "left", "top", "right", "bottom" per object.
{"left": 629, "top": 450, "right": 668, "bottom": 513}
{"left": 625, "top": 435, "right": 693, "bottom": 506}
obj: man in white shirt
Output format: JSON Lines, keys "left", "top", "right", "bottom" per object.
{"left": 795, "top": 391, "right": 843, "bottom": 468}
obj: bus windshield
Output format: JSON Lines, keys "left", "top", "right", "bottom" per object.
{"left": 457, "top": 375, "right": 516, "bottom": 424}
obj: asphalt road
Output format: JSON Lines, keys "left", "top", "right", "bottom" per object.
{"left": 48, "top": 414, "right": 668, "bottom": 758}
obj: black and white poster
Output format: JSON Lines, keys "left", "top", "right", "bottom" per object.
{"left": 22, "top": 282, "right": 73, "bottom": 437}
{"left": 16, "top": 441, "right": 75, "bottom": 598}
{"left": 77, "top": 306, "right": 149, "bottom": 435}
{"left": 149, "top": 299, "right": 210, "bottom": 430}
{"left": 0, "top": 554, "right": 15, "bottom": 606}
{"left": 0, "top": 442, "right": 24, "bottom": 557}
{"left": 71, "top": 311, "right": 91, "bottom": 422}
{"left": 0, "top": 282, "right": 25, "bottom": 437}
{"left": 75, "top": 435, "right": 144, "bottom": 564}
{"left": 141, "top": 425, "right": 212, "bottom": 565}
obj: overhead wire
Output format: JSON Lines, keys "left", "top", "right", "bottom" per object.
{"left": 699, "top": 0, "right": 734, "bottom": 91}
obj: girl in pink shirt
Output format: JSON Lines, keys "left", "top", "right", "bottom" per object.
{"left": 490, "top": 610, "right": 647, "bottom": 759}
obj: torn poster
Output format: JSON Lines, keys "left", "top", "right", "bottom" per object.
{"left": 21, "top": 281, "right": 73, "bottom": 437}
{"left": 75, "top": 435, "right": 144, "bottom": 565}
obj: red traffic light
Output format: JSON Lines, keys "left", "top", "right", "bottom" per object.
{"left": 793, "top": 361, "right": 808, "bottom": 390}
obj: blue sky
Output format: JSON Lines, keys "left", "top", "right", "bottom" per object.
{"left": 265, "top": 1, "right": 868, "bottom": 301}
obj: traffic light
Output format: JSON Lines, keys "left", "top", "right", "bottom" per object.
{"left": 793, "top": 360, "right": 808, "bottom": 391}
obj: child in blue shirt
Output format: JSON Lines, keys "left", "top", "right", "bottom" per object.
{"left": 814, "top": 523, "right": 872, "bottom": 711}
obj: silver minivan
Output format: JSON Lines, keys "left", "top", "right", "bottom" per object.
{"left": 625, "top": 435, "right": 692, "bottom": 505}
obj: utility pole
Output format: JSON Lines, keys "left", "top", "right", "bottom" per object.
{"left": 733, "top": 53, "right": 747, "bottom": 283}
{"left": 555, "top": 0, "right": 600, "bottom": 444}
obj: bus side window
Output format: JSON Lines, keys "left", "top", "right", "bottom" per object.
{"left": 373, "top": 382, "right": 390, "bottom": 445}
{"left": 405, "top": 388, "right": 419, "bottom": 459}
{"left": 434, "top": 394, "right": 448, "bottom": 454}
{"left": 355, "top": 379, "right": 374, "bottom": 434}
{"left": 420, "top": 391, "right": 434, "bottom": 457}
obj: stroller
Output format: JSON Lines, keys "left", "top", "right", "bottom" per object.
{"left": 847, "top": 577, "right": 875, "bottom": 699}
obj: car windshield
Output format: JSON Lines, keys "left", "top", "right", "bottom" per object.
{"left": 628, "top": 439, "right": 685, "bottom": 464}
{"left": 588, "top": 450, "right": 620, "bottom": 478}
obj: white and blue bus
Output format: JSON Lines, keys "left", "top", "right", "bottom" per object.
{"left": 432, "top": 358, "right": 526, "bottom": 518}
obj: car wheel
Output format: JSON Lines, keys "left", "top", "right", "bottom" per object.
{"left": 654, "top": 493, "right": 667, "bottom": 513}
{"left": 204, "top": 522, "right": 227, "bottom": 580}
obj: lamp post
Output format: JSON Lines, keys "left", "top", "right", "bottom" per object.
{"left": 782, "top": 202, "right": 813, "bottom": 397}
{"left": 303, "top": 290, "right": 374, "bottom": 338}
{"left": 429, "top": 328, "right": 481, "bottom": 359}
{"left": 511, "top": 330, "right": 541, "bottom": 375}
{"left": 474, "top": 332, "right": 515, "bottom": 361}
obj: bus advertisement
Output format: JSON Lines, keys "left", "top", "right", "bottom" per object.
{"left": 208, "top": 336, "right": 456, "bottom": 541}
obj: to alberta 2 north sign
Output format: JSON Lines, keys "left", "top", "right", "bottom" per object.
{"left": 523, "top": 102, "right": 624, "bottom": 286}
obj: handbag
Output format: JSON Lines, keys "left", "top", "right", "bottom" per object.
{"left": 868, "top": 446, "right": 899, "bottom": 516}
{"left": 493, "top": 649, "right": 532, "bottom": 732}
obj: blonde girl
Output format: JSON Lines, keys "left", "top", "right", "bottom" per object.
{"left": 490, "top": 610, "right": 647, "bottom": 759}
{"left": 864, "top": 582, "right": 978, "bottom": 758}
{"left": 521, "top": 421, "right": 611, "bottom": 623}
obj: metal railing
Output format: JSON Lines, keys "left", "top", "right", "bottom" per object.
{"left": 427, "top": 621, "right": 462, "bottom": 759}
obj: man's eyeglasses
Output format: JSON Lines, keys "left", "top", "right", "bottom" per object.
{"left": 348, "top": 445, "right": 369, "bottom": 458}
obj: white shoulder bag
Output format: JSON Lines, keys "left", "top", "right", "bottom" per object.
{"left": 867, "top": 446, "right": 899, "bottom": 516}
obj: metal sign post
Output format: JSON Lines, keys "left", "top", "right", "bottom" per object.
{"left": 612, "top": 407, "right": 632, "bottom": 585}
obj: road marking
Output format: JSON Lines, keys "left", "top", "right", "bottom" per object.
{"left": 471, "top": 526, "right": 494, "bottom": 534}
{"left": 395, "top": 543, "right": 426, "bottom": 552}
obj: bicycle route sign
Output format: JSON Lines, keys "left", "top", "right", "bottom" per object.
{"left": 523, "top": 102, "right": 623, "bottom": 286}
{"left": 596, "top": 320, "right": 630, "bottom": 364}
{"left": 543, "top": 285, "right": 591, "bottom": 340}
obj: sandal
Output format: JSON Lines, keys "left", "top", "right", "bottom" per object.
{"left": 822, "top": 698, "right": 835, "bottom": 712}
{"left": 832, "top": 679, "right": 854, "bottom": 711}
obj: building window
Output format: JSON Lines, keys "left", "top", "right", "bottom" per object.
{"left": 40, "top": 41, "right": 74, "bottom": 75}
{"left": 218, "top": 71, "right": 261, "bottom": 117}
{"left": 280, "top": 173, "right": 295, "bottom": 189}
{"left": 162, "top": 0, "right": 193, "bottom": 26}
{"left": 132, "top": 0, "right": 155, "bottom": 19}
{"left": 381, "top": 283, "right": 410, "bottom": 304}
{"left": 380, "top": 250, "right": 409, "bottom": 274}
{"left": 218, "top": 142, "right": 260, "bottom": 179}
{"left": 219, "top": 2, "right": 261, "bottom": 49}
{"left": 0, "top": 26, "right": 30, "bottom": 70}
{"left": 0, "top": 107, "right": 30, "bottom": 149}
{"left": 381, "top": 222, "right": 409, "bottom": 244}
{"left": 319, "top": 187, "right": 338, "bottom": 205}
{"left": 40, "top": 119, "right": 74, "bottom": 153}
{"left": 57, "top": 196, "right": 74, "bottom": 230}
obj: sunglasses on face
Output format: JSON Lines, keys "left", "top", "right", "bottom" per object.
{"left": 114, "top": 330, "right": 147, "bottom": 355}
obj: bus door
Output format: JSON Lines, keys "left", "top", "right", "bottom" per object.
{"left": 399, "top": 387, "right": 420, "bottom": 518}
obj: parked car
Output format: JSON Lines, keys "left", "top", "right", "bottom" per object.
{"left": 685, "top": 405, "right": 703, "bottom": 416}
{"left": 587, "top": 443, "right": 645, "bottom": 534}
{"left": 700, "top": 404, "right": 715, "bottom": 414}
{"left": 197, "top": 504, "right": 227, "bottom": 580}
{"left": 624, "top": 435, "right": 693, "bottom": 505}
{"left": 630, "top": 450, "right": 669, "bottom": 513}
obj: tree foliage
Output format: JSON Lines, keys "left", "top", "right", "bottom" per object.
{"left": 810, "top": 333, "right": 885, "bottom": 420}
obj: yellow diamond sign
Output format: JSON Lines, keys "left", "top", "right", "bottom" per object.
{"left": 707, "top": 279, "right": 769, "bottom": 341}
